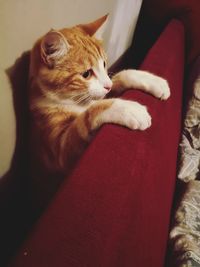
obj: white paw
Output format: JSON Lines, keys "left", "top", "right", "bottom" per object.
{"left": 146, "top": 75, "right": 170, "bottom": 100}
{"left": 111, "top": 70, "right": 170, "bottom": 100}
{"left": 109, "top": 99, "right": 152, "bottom": 130}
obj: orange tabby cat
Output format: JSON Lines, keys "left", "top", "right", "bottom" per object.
{"left": 29, "top": 15, "right": 170, "bottom": 207}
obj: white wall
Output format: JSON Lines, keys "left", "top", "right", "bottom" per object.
{"left": 0, "top": 0, "right": 142, "bottom": 176}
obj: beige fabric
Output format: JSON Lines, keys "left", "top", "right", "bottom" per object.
{"left": 178, "top": 76, "right": 200, "bottom": 182}
{"left": 169, "top": 181, "right": 200, "bottom": 267}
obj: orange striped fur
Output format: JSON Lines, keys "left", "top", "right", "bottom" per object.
{"left": 29, "top": 15, "right": 170, "bottom": 193}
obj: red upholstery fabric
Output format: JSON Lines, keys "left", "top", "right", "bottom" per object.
{"left": 9, "top": 20, "right": 184, "bottom": 267}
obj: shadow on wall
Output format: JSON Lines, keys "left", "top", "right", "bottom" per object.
{"left": 0, "top": 52, "right": 32, "bottom": 266}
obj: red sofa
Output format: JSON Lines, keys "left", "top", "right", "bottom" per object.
{"left": 9, "top": 19, "right": 184, "bottom": 267}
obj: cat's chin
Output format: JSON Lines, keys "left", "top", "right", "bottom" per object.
{"left": 89, "top": 87, "right": 111, "bottom": 101}
{"left": 91, "top": 91, "right": 110, "bottom": 100}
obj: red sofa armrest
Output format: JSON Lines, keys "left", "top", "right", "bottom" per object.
{"left": 10, "top": 19, "right": 184, "bottom": 267}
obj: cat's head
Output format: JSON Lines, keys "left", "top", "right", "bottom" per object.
{"left": 30, "top": 15, "right": 112, "bottom": 104}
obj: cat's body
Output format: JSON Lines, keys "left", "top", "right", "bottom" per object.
{"left": 29, "top": 15, "right": 170, "bottom": 210}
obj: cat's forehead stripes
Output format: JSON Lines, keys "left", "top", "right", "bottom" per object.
{"left": 78, "top": 38, "right": 104, "bottom": 68}
{"left": 61, "top": 28, "right": 106, "bottom": 69}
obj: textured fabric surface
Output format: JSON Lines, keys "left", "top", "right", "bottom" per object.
{"left": 178, "top": 57, "right": 200, "bottom": 181}
{"left": 169, "top": 181, "right": 200, "bottom": 267}
{"left": 9, "top": 20, "right": 184, "bottom": 267}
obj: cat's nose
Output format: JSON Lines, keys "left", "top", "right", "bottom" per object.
{"left": 104, "top": 81, "right": 113, "bottom": 91}
{"left": 104, "top": 85, "right": 111, "bottom": 91}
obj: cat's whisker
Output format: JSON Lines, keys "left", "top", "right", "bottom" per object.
{"left": 75, "top": 94, "right": 92, "bottom": 105}
{"left": 69, "top": 93, "right": 92, "bottom": 105}
{"left": 82, "top": 95, "right": 92, "bottom": 104}
{"left": 79, "top": 95, "right": 92, "bottom": 104}
{"left": 71, "top": 94, "right": 87, "bottom": 102}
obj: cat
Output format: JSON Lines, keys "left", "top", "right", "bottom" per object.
{"left": 28, "top": 15, "right": 170, "bottom": 209}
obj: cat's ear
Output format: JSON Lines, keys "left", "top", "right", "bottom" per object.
{"left": 40, "top": 30, "right": 70, "bottom": 68}
{"left": 79, "top": 14, "right": 108, "bottom": 40}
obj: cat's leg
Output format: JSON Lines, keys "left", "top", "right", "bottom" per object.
{"left": 111, "top": 70, "right": 170, "bottom": 100}
{"left": 50, "top": 98, "right": 151, "bottom": 170}
{"left": 74, "top": 98, "right": 151, "bottom": 137}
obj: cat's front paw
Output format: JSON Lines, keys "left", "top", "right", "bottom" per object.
{"left": 113, "top": 99, "right": 152, "bottom": 130}
{"left": 125, "top": 101, "right": 152, "bottom": 130}
{"left": 147, "top": 75, "right": 170, "bottom": 100}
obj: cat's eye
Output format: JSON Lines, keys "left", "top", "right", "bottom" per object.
{"left": 82, "top": 69, "right": 93, "bottom": 79}
{"left": 103, "top": 61, "right": 106, "bottom": 68}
